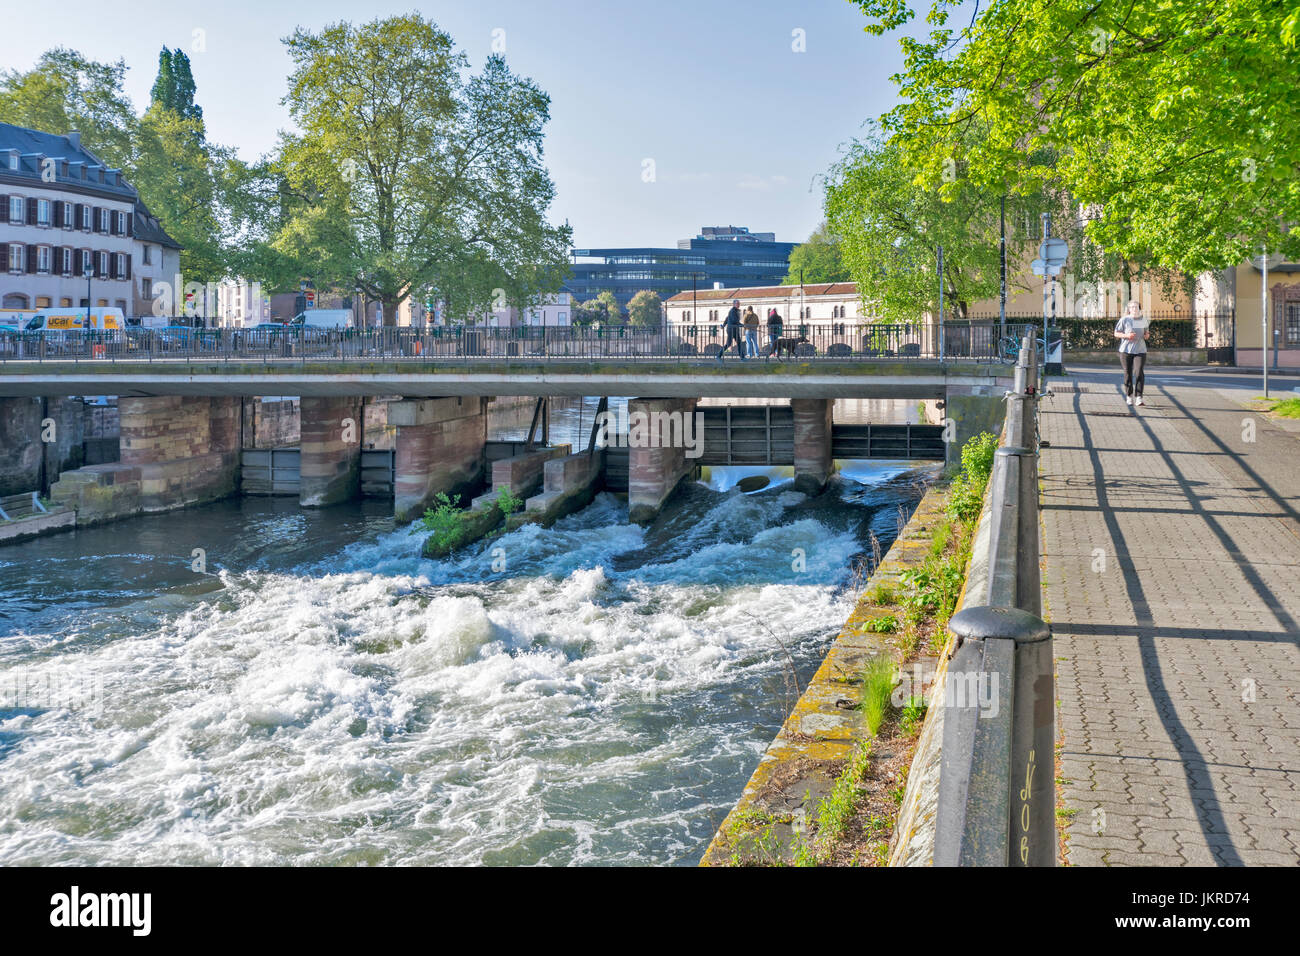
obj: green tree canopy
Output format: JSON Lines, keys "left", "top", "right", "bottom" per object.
{"left": 1, "top": 47, "right": 238, "bottom": 286}
{"left": 852, "top": 0, "right": 1300, "bottom": 272}
{"left": 783, "top": 222, "right": 850, "bottom": 284}
{"left": 149, "top": 48, "right": 204, "bottom": 128}
{"left": 625, "top": 290, "right": 663, "bottom": 327}
{"left": 263, "top": 14, "right": 571, "bottom": 325}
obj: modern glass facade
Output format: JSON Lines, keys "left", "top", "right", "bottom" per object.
{"left": 565, "top": 228, "right": 795, "bottom": 310}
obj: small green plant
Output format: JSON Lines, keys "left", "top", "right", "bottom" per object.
{"left": 411, "top": 492, "right": 467, "bottom": 550}
{"left": 861, "top": 614, "right": 898, "bottom": 634}
{"left": 947, "top": 431, "right": 998, "bottom": 523}
{"left": 868, "top": 583, "right": 896, "bottom": 606}
{"left": 494, "top": 485, "right": 523, "bottom": 515}
{"left": 900, "top": 694, "right": 927, "bottom": 737}
{"left": 861, "top": 655, "right": 895, "bottom": 737}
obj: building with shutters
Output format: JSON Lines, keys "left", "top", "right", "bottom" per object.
{"left": 0, "top": 121, "right": 180, "bottom": 320}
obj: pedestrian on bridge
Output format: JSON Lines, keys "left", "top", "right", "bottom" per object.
{"left": 743, "top": 307, "right": 761, "bottom": 359}
{"left": 766, "top": 309, "right": 783, "bottom": 359}
{"left": 1114, "top": 300, "right": 1150, "bottom": 406}
{"left": 719, "top": 299, "right": 746, "bottom": 362}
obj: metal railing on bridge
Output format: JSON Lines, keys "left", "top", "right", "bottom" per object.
{"left": 934, "top": 335, "right": 1056, "bottom": 867}
{"left": 0, "top": 322, "right": 1040, "bottom": 367}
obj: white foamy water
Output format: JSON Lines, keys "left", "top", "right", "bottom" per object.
{"left": 0, "top": 472, "right": 930, "bottom": 866}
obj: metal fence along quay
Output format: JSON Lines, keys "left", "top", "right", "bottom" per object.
{"left": 0, "top": 321, "right": 1046, "bottom": 366}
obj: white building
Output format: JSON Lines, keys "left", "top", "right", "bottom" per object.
{"left": 397, "top": 291, "right": 573, "bottom": 328}
{"left": 0, "top": 122, "right": 180, "bottom": 320}
{"left": 665, "top": 282, "right": 867, "bottom": 331}
{"left": 213, "top": 278, "right": 270, "bottom": 327}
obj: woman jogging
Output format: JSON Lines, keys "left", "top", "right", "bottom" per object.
{"left": 1114, "top": 299, "right": 1150, "bottom": 406}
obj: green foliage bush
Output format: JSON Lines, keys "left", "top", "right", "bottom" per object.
{"left": 947, "top": 431, "right": 998, "bottom": 523}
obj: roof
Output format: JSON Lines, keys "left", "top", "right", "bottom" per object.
{"left": 133, "top": 199, "right": 182, "bottom": 250}
{"left": 0, "top": 121, "right": 138, "bottom": 202}
{"left": 665, "top": 282, "right": 859, "bottom": 303}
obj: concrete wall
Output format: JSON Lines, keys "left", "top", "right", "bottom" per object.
{"left": 391, "top": 397, "right": 489, "bottom": 522}
{"left": 791, "top": 397, "right": 833, "bottom": 495}
{"left": 50, "top": 395, "right": 240, "bottom": 523}
{"left": 298, "top": 396, "right": 363, "bottom": 507}
{"left": 242, "top": 398, "right": 301, "bottom": 448}
{"left": 0, "top": 396, "right": 86, "bottom": 495}
{"left": 943, "top": 389, "right": 1005, "bottom": 468}
{"left": 627, "top": 397, "right": 698, "bottom": 524}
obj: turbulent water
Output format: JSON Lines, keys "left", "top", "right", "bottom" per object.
{"left": 0, "top": 427, "right": 933, "bottom": 865}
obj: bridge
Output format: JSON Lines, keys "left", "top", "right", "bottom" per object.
{"left": 0, "top": 324, "right": 1013, "bottom": 529}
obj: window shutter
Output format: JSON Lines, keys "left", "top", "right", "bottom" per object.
{"left": 0, "top": 245, "right": 7, "bottom": 272}
{"left": 91, "top": 206, "right": 100, "bottom": 232}
{"left": 74, "top": 203, "right": 83, "bottom": 229}
{"left": 53, "top": 202, "right": 62, "bottom": 228}
{"left": 26, "top": 201, "right": 37, "bottom": 226}
{"left": 125, "top": 253, "right": 132, "bottom": 280}
{"left": 51, "top": 245, "right": 61, "bottom": 274}
{"left": 125, "top": 213, "right": 133, "bottom": 237}
{"left": 27, "top": 244, "right": 38, "bottom": 274}
{"left": 0, "top": 195, "right": 7, "bottom": 223}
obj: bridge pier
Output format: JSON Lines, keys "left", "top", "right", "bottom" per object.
{"left": 49, "top": 396, "right": 239, "bottom": 524}
{"left": 299, "top": 396, "right": 362, "bottom": 507}
{"left": 792, "top": 398, "right": 834, "bottom": 495}
{"left": 943, "top": 386, "right": 1005, "bottom": 468}
{"left": 627, "top": 397, "right": 698, "bottom": 524}
{"left": 390, "top": 397, "right": 489, "bottom": 522}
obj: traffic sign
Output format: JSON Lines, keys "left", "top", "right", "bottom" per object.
{"left": 1038, "top": 237, "right": 1069, "bottom": 264}
{"left": 1030, "top": 258, "right": 1064, "bottom": 277}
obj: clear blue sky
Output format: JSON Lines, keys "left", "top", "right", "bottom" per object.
{"left": 2, "top": 0, "right": 920, "bottom": 249}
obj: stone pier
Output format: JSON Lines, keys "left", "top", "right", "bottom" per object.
{"left": 50, "top": 395, "right": 240, "bottom": 524}
{"left": 390, "top": 397, "right": 489, "bottom": 522}
{"left": 299, "top": 396, "right": 363, "bottom": 507}
{"left": 627, "top": 396, "right": 699, "bottom": 524}
{"left": 791, "top": 397, "right": 834, "bottom": 495}
{"left": 943, "top": 387, "right": 1004, "bottom": 468}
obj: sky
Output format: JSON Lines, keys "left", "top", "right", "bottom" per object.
{"left": 1, "top": 0, "right": 921, "bottom": 249}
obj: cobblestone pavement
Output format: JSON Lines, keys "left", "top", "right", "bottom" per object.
{"left": 1040, "top": 376, "right": 1300, "bottom": 866}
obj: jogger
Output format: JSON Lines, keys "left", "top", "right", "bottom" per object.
{"left": 1114, "top": 300, "right": 1150, "bottom": 406}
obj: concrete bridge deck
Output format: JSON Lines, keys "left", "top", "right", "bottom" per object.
{"left": 0, "top": 357, "right": 1012, "bottom": 399}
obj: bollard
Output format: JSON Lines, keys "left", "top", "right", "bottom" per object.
{"left": 937, "top": 605, "right": 1055, "bottom": 867}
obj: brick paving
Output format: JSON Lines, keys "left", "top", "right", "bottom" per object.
{"left": 1040, "top": 378, "right": 1300, "bottom": 865}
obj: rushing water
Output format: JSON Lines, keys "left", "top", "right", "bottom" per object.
{"left": 0, "top": 398, "right": 934, "bottom": 866}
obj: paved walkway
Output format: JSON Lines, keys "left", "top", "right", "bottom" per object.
{"left": 1041, "top": 376, "right": 1300, "bottom": 865}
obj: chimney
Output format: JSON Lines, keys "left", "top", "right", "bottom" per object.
{"left": 67, "top": 130, "right": 81, "bottom": 149}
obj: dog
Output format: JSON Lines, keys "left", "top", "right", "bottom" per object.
{"left": 770, "top": 335, "right": 809, "bottom": 360}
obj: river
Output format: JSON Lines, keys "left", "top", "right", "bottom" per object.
{"left": 0, "top": 397, "right": 934, "bottom": 865}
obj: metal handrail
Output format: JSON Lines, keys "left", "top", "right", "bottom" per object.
{"left": 0, "top": 322, "right": 1040, "bottom": 367}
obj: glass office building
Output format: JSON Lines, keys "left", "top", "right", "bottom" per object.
{"left": 565, "top": 226, "right": 795, "bottom": 310}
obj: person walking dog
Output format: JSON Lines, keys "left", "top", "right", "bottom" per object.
{"left": 719, "top": 299, "right": 746, "bottom": 362}
{"left": 766, "top": 308, "right": 783, "bottom": 359}
{"left": 1114, "top": 299, "right": 1150, "bottom": 406}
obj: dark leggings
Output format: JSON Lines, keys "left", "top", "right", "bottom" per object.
{"left": 1120, "top": 351, "right": 1146, "bottom": 397}
{"left": 721, "top": 326, "right": 745, "bottom": 357}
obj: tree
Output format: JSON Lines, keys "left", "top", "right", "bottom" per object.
{"left": 0, "top": 49, "right": 137, "bottom": 172}
{"left": 626, "top": 290, "right": 663, "bottom": 328}
{"left": 1, "top": 47, "right": 240, "bottom": 286}
{"left": 268, "top": 14, "right": 572, "bottom": 325}
{"left": 595, "top": 291, "right": 621, "bottom": 325}
{"left": 852, "top": 0, "right": 1300, "bottom": 272}
{"left": 149, "top": 48, "right": 203, "bottom": 127}
{"left": 783, "top": 222, "right": 850, "bottom": 284}
{"left": 826, "top": 125, "right": 1039, "bottom": 322}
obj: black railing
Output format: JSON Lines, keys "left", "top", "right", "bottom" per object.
{"left": 0, "top": 322, "right": 1042, "bottom": 366}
